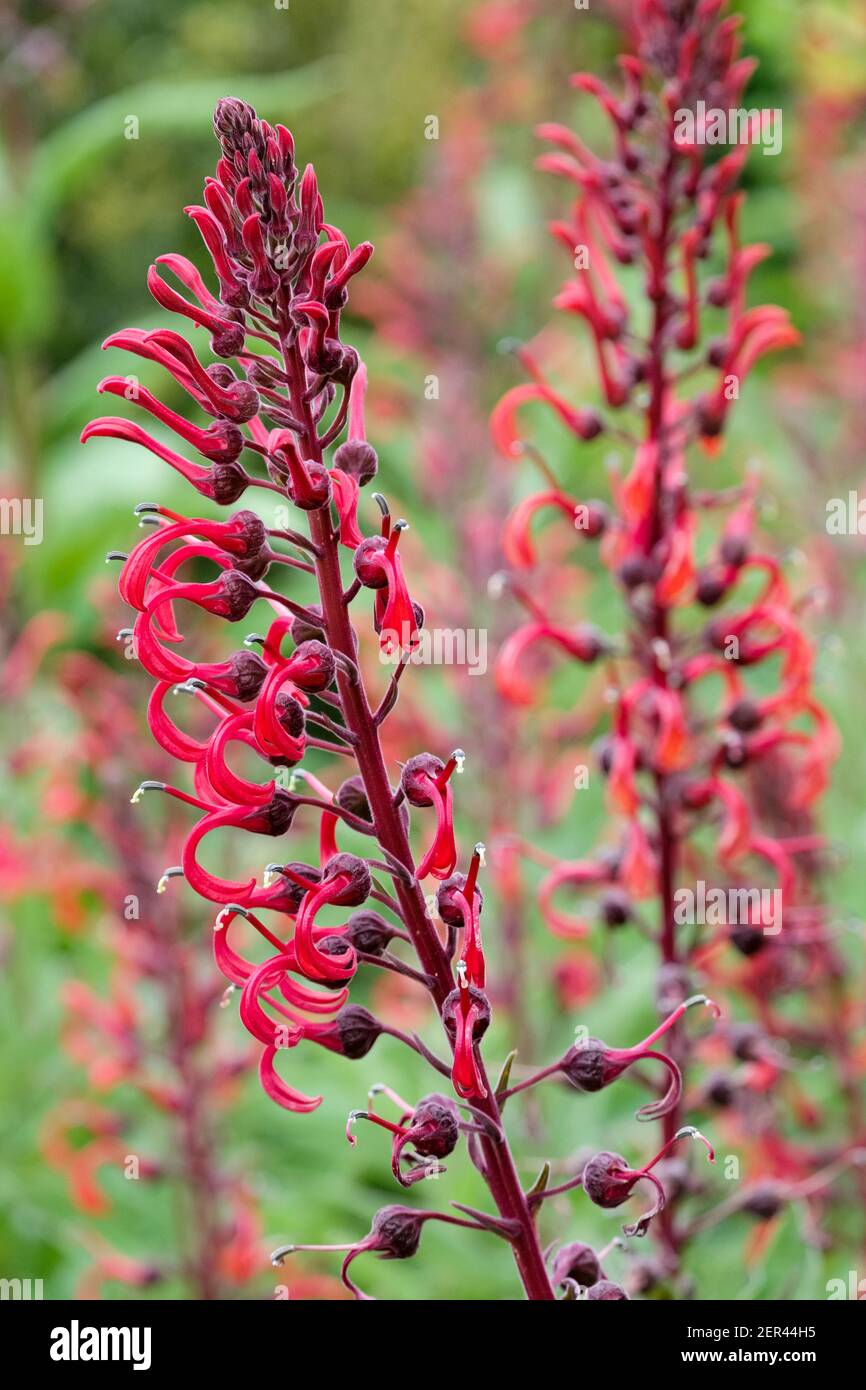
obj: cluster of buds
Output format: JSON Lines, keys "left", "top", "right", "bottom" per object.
{"left": 493, "top": 0, "right": 861, "bottom": 1290}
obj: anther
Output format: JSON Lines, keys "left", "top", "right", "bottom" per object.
{"left": 131, "top": 780, "right": 166, "bottom": 804}
{"left": 156, "top": 866, "right": 184, "bottom": 894}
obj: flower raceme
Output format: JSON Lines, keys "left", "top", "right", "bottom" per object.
{"left": 491, "top": 0, "right": 849, "bottom": 1290}
{"left": 83, "top": 100, "right": 446, "bottom": 1115}
{"left": 88, "top": 92, "right": 726, "bottom": 1301}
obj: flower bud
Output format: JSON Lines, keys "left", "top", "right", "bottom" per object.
{"left": 353, "top": 534, "right": 390, "bottom": 589}
{"left": 436, "top": 872, "right": 483, "bottom": 927}
{"left": 722, "top": 735, "right": 748, "bottom": 768}
{"left": 729, "top": 922, "right": 766, "bottom": 957}
{"left": 260, "top": 789, "right": 299, "bottom": 836}
{"left": 400, "top": 753, "right": 444, "bottom": 807}
{"left": 276, "top": 691, "right": 305, "bottom": 740}
{"left": 210, "top": 461, "right": 250, "bottom": 504}
{"left": 322, "top": 853, "right": 372, "bottom": 906}
{"left": 728, "top": 699, "right": 762, "bottom": 733}
{"left": 369, "top": 1205, "right": 425, "bottom": 1259}
{"left": 289, "top": 460, "right": 332, "bottom": 510}
{"left": 551, "top": 1242, "right": 602, "bottom": 1288}
{"left": 728, "top": 1021, "right": 765, "bottom": 1062}
{"left": 290, "top": 606, "right": 325, "bottom": 644}
{"left": 229, "top": 508, "right": 269, "bottom": 558}
{"left": 211, "top": 322, "right": 247, "bottom": 358}
{"left": 581, "top": 500, "right": 609, "bottom": 538}
{"left": 441, "top": 984, "right": 491, "bottom": 1043}
{"left": 217, "top": 570, "right": 260, "bottom": 621}
{"left": 695, "top": 569, "right": 727, "bottom": 606}
{"left": 205, "top": 366, "right": 259, "bottom": 422}
{"left": 704, "top": 1072, "right": 736, "bottom": 1107}
{"left": 344, "top": 909, "right": 398, "bottom": 956}
{"left": 560, "top": 1041, "right": 615, "bottom": 1092}
{"left": 336, "top": 1005, "right": 384, "bottom": 1059}
{"left": 335, "top": 776, "right": 372, "bottom": 823}
{"left": 290, "top": 639, "right": 336, "bottom": 691}
{"left": 227, "top": 649, "right": 268, "bottom": 701}
{"left": 599, "top": 889, "right": 631, "bottom": 927}
{"left": 274, "top": 862, "right": 322, "bottom": 912}
{"left": 316, "top": 935, "right": 357, "bottom": 988}
{"left": 582, "top": 1151, "right": 634, "bottom": 1210}
{"left": 213, "top": 97, "right": 257, "bottom": 150}
{"left": 720, "top": 533, "right": 749, "bottom": 567}
{"left": 743, "top": 1185, "right": 785, "bottom": 1220}
{"left": 333, "top": 439, "right": 378, "bottom": 486}
{"left": 586, "top": 1279, "right": 629, "bottom": 1300}
{"left": 407, "top": 1094, "right": 461, "bottom": 1161}
{"left": 618, "top": 552, "right": 661, "bottom": 590}
{"left": 568, "top": 624, "right": 608, "bottom": 663}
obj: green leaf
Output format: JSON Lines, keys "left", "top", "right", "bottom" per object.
{"left": 29, "top": 62, "right": 339, "bottom": 214}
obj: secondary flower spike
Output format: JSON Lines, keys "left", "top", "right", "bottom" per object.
{"left": 487, "top": 0, "right": 845, "bottom": 1292}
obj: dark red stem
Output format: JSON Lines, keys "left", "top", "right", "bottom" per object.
{"left": 278, "top": 314, "right": 554, "bottom": 1301}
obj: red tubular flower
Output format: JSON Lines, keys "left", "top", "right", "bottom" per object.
{"left": 441, "top": 967, "right": 490, "bottom": 1101}
{"left": 273, "top": 1204, "right": 478, "bottom": 1302}
{"left": 185, "top": 204, "right": 249, "bottom": 306}
{"left": 146, "top": 262, "right": 245, "bottom": 356}
{"left": 291, "top": 854, "right": 370, "bottom": 983}
{"left": 538, "top": 859, "right": 610, "bottom": 939}
{"left": 259, "top": 1046, "right": 322, "bottom": 1114}
{"left": 132, "top": 568, "right": 259, "bottom": 684}
{"left": 502, "top": 490, "right": 595, "bottom": 569}
{"left": 698, "top": 306, "right": 801, "bottom": 445}
{"left": 118, "top": 509, "right": 268, "bottom": 611}
{"left": 496, "top": 619, "right": 607, "bottom": 707}
{"left": 96, "top": 377, "right": 244, "bottom": 462}
{"left": 582, "top": 1127, "right": 715, "bottom": 1237}
{"left": 400, "top": 752, "right": 459, "bottom": 880}
{"left": 559, "top": 995, "right": 720, "bottom": 1120}
{"left": 82, "top": 417, "right": 250, "bottom": 502}
{"left": 347, "top": 1090, "right": 461, "bottom": 1188}
{"left": 180, "top": 790, "right": 297, "bottom": 904}
{"left": 436, "top": 844, "right": 486, "bottom": 986}
{"left": 102, "top": 327, "right": 260, "bottom": 421}
{"left": 354, "top": 525, "right": 419, "bottom": 654}
{"left": 491, "top": 381, "right": 603, "bottom": 460}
